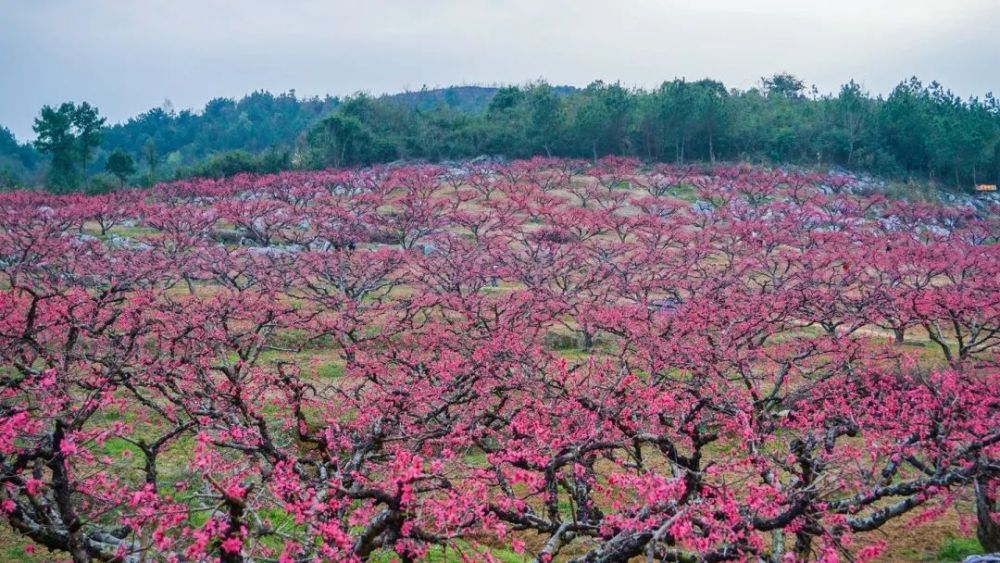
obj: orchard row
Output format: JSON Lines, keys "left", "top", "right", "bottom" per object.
{"left": 0, "top": 158, "right": 997, "bottom": 561}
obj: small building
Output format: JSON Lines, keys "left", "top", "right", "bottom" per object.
{"left": 974, "top": 183, "right": 997, "bottom": 192}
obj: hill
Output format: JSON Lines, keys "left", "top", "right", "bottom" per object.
{"left": 385, "top": 84, "right": 578, "bottom": 113}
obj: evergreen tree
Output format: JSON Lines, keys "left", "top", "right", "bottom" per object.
{"left": 105, "top": 148, "right": 136, "bottom": 187}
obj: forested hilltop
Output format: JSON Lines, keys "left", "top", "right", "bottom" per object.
{"left": 2, "top": 74, "right": 999, "bottom": 193}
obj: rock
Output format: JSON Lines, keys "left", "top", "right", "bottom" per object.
{"left": 418, "top": 242, "right": 441, "bottom": 256}
{"left": 925, "top": 225, "right": 950, "bottom": 237}
{"left": 650, "top": 298, "right": 681, "bottom": 314}
{"left": 963, "top": 555, "right": 1000, "bottom": 562}
{"left": 691, "top": 200, "right": 715, "bottom": 214}
{"left": 386, "top": 158, "right": 428, "bottom": 169}
{"left": 246, "top": 244, "right": 304, "bottom": 256}
{"left": 879, "top": 216, "right": 902, "bottom": 231}
{"left": 67, "top": 233, "right": 100, "bottom": 246}
{"left": 309, "top": 239, "right": 332, "bottom": 252}
{"left": 469, "top": 154, "right": 506, "bottom": 165}
{"left": 107, "top": 235, "right": 152, "bottom": 251}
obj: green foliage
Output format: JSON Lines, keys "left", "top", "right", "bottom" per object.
{"left": 525, "top": 82, "right": 564, "bottom": 156}
{"left": 305, "top": 114, "right": 371, "bottom": 168}
{"left": 762, "top": 72, "right": 806, "bottom": 100}
{"left": 104, "top": 148, "right": 136, "bottom": 187}
{"left": 637, "top": 78, "right": 731, "bottom": 162}
{"left": 391, "top": 85, "right": 501, "bottom": 113}
{"left": 73, "top": 102, "right": 104, "bottom": 181}
{"left": 308, "top": 76, "right": 998, "bottom": 188}
{"left": 33, "top": 103, "right": 79, "bottom": 191}
{"left": 85, "top": 173, "right": 121, "bottom": 195}
{"left": 101, "top": 90, "right": 338, "bottom": 172}
{"left": 0, "top": 126, "right": 39, "bottom": 188}
{"left": 32, "top": 101, "right": 105, "bottom": 192}
{"left": 143, "top": 137, "right": 159, "bottom": 182}
{"left": 11, "top": 75, "right": 1000, "bottom": 192}
{"left": 181, "top": 148, "right": 290, "bottom": 178}
{"left": 0, "top": 168, "right": 20, "bottom": 190}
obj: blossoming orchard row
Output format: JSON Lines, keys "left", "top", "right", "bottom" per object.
{"left": 0, "top": 157, "right": 997, "bottom": 562}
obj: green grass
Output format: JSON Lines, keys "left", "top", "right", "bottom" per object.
{"left": 107, "top": 225, "right": 160, "bottom": 238}
{"left": 2, "top": 548, "right": 37, "bottom": 561}
{"left": 0, "top": 522, "right": 59, "bottom": 561}
{"left": 667, "top": 183, "right": 698, "bottom": 202}
{"left": 100, "top": 436, "right": 142, "bottom": 458}
{"left": 314, "top": 361, "right": 344, "bottom": 379}
{"left": 934, "top": 535, "right": 983, "bottom": 561}
{"left": 463, "top": 450, "right": 489, "bottom": 467}
{"left": 371, "top": 541, "right": 527, "bottom": 563}
{"left": 267, "top": 329, "right": 334, "bottom": 351}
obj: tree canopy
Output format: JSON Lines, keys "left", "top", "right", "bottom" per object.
{"left": 4, "top": 75, "right": 999, "bottom": 192}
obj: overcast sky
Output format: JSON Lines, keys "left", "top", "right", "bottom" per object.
{"left": 2, "top": 0, "right": 998, "bottom": 140}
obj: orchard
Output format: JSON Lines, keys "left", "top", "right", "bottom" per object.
{"left": 0, "top": 158, "right": 997, "bottom": 562}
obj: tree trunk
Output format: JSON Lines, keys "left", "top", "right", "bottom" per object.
{"left": 793, "top": 531, "right": 812, "bottom": 560}
{"left": 976, "top": 477, "right": 1000, "bottom": 553}
{"left": 893, "top": 327, "right": 905, "bottom": 346}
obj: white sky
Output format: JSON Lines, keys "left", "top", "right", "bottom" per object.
{"left": 2, "top": 0, "right": 998, "bottom": 140}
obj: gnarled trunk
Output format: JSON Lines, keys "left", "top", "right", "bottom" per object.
{"left": 976, "top": 477, "right": 1000, "bottom": 553}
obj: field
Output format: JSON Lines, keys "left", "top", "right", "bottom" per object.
{"left": 0, "top": 157, "right": 997, "bottom": 562}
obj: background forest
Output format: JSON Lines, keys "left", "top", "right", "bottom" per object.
{"left": 2, "top": 74, "right": 998, "bottom": 193}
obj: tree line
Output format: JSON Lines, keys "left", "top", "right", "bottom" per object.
{"left": 3, "top": 74, "right": 998, "bottom": 192}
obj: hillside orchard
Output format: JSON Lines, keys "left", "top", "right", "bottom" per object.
{"left": 0, "top": 158, "right": 998, "bottom": 562}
